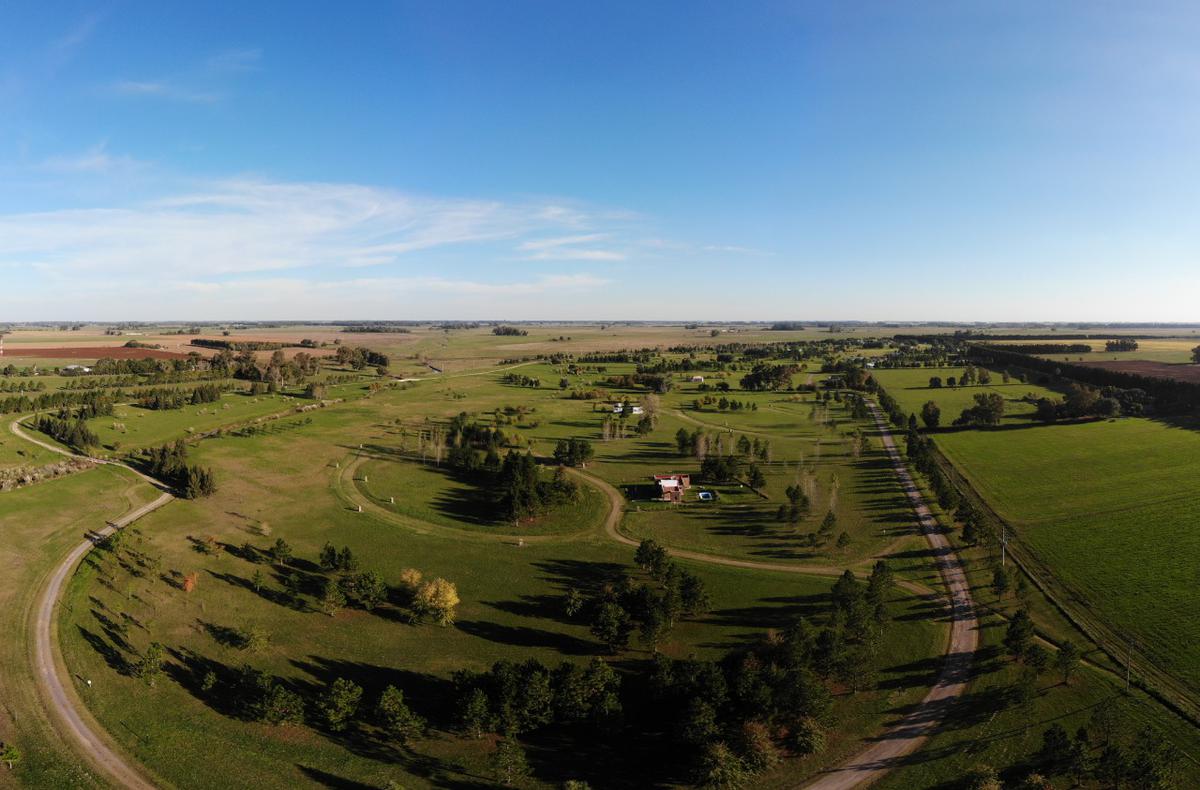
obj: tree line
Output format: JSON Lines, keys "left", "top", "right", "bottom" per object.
{"left": 970, "top": 344, "right": 1200, "bottom": 414}
{"left": 135, "top": 383, "right": 225, "bottom": 411}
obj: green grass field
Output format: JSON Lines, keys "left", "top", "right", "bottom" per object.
{"left": 55, "top": 387, "right": 950, "bottom": 788}
{"left": 0, "top": 464, "right": 160, "bottom": 790}
{"left": 357, "top": 455, "right": 608, "bottom": 536}
{"left": 871, "top": 366, "right": 1063, "bottom": 425}
{"left": 2, "top": 326, "right": 1194, "bottom": 789}
{"left": 0, "top": 431, "right": 58, "bottom": 469}
{"left": 875, "top": 600, "right": 1200, "bottom": 789}
{"left": 934, "top": 417, "right": 1200, "bottom": 694}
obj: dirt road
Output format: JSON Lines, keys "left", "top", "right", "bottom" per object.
{"left": 33, "top": 493, "right": 170, "bottom": 790}
{"left": 570, "top": 466, "right": 937, "bottom": 597}
{"left": 10, "top": 415, "right": 170, "bottom": 789}
{"left": 801, "top": 406, "right": 978, "bottom": 789}
{"left": 579, "top": 404, "right": 979, "bottom": 789}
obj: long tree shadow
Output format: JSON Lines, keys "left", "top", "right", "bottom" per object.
{"left": 76, "top": 625, "right": 132, "bottom": 675}
{"left": 454, "top": 620, "right": 599, "bottom": 656}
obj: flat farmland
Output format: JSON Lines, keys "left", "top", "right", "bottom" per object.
{"left": 57, "top": 385, "right": 949, "bottom": 789}
{"left": 82, "top": 392, "right": 302, "bottom": 453}
{"left": 871, "top": 367, "right": 1062, "bottom": 424}
{"left": 934, "top": 417, "right": 1200, "bottom": 692}
{"left": 1077, "top": 359, "right": 1200, "bottom": 384}
{"left": 989, "top": 336, "right": 1200, "bottom": 364}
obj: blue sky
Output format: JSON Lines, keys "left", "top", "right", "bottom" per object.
{"left": 1, "top": 1, "right": 1197, "bottom": 321}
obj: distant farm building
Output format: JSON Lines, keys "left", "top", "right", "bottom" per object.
{"left": 691, "top": 375, "right": 705, "bottom": 383}
{"left": 613, "top": 403, "right": 644, "bottom": 416}
{"left": 653, "top": 473, "right": 691, "bottom": 502}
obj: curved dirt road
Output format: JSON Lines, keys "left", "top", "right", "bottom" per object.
{"left": 580, "top": 404, "right": 979, "bottom": 789}
{"left": 33, "top": 493, "right": 171, "bottom": 790}
{"left": 10, "top": 415, "right": 170, "bottom": 789}
{"left": 801, "top": 406, "right": 978, "bottom": 789}
{"left": 570, "top": 466, "right": 936, "bottom": 597}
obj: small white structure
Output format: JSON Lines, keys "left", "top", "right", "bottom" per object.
{"left": 612, "top": 403, "right": 644, "bottom": 416}
{"left": 691, "top": 375, "right": 705, "bottom": 383}
{"left": 64, "top": 364, "right": 92, "bottom": 373}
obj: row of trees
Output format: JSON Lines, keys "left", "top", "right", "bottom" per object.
{"left": 135, "top": 383, "right": 224, "bottom": 411}
{"left": 553, "top": 438, "right": 595, "bottom": 467}
{"left": 32, "top": 414, "right": 99, "bottom": 451}
{"left": 500, "top": 372, "right": 541, "bottom": 388}
{"left": 693, "top": 395, "right": 758, "bottom": 412}
{"left": 972, "top": 344, "right": 1200, "bottom": 414}
{"left": 673, "top": 428, "right": 772, "bottom": 465}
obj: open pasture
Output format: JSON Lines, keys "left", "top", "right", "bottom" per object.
{"left": 57, "top": 384, "right": 950, "bottom": 789}
{"left": 935, "top": 417, "right": 1200, "bottom": 693}
{"left": 356, "top": 456, "right": 607, "bottom": 536}
{"left": 83, "top": 391, "right": 304, "bottom": 453}
{"left": 871, "top": 367, "right": 1062, "bottom": 424}
{"left": 394, "top": 361, "right": 919, "bottom": 567}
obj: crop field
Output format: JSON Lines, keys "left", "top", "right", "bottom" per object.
{"left": 934, "top": 417, "right": 1200, "bottom": 693}
{"left": 991, "top": 337, "right": 1200, "bottom": 364}
{"left": 55, "top": 385, "right": 949, "bottom": 789}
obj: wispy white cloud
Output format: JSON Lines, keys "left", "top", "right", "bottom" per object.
{"left": 0, "top": 178, "right": 616, "bottom": 278}
{"left": 205, "top": 48, "right": 262, "bottom": 73}
{"left": 49, "top": 15, "right": 100, "bottom": 64}
{"left": 108, "top": 79, "right": 220, "bottom": 103}
{"left": 39, "top": 141, "right": 148, "bottom": 174}
{"left": 525, "top": 248, "right": 626, "bottom": 261}
{"left": 518, "top": 233, "right": 610, "bottom": 251}
{"left": 105, "top": 46, "right": 260, "bottom": 105}
{"left": 702, "top": 244, "right": 772, "bottom": 256}
{"left": 517, "top": 232, "right": 626, "bottom": 261}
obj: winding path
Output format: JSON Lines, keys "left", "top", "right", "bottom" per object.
{"left": 569, "top": 466, "right": 937, "bottom": 598}
{"left": 10, "top": 416, "right": 170, "bottom": 789}
{"left": 800, "top": 406, "right": 978, "bottom": 789}
{"left": 577, "top": 405, "right": 979, "bottom": 786}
